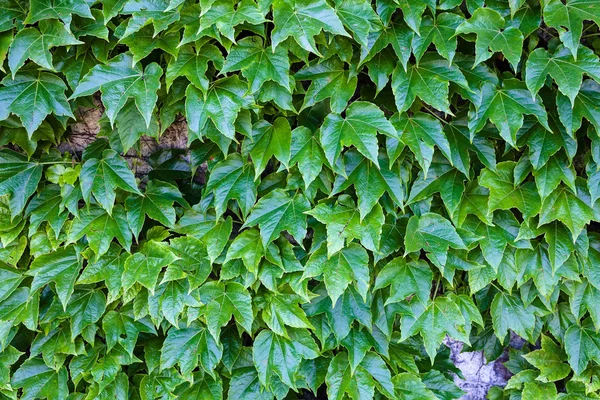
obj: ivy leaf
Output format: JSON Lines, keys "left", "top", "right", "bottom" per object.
{"left": 8, "top": 20, "right": 82, "bottom": 76}
{"left": 392, "top": 112, "right": 452, "bottom": 177}
{"left": 199, "top": 281, "right": 254, "bottom": 338}
{"left": 303, "top": 243, "right": 369, "bottom": 306}
{"left": 374, "top": 258, "right": 432, "bottom": 305}
{"left": 491, "top": 291, "right": 535, "bottom": 342}
{"left": 565, "top": 319, "right": 600, "bottom": 375}
{"left": 295, "top": 58, "right": 357, "bottom": 113}
{"left": 70, "top": 53, "right": 162, "bottom": 128}
{"left": 523, "top": 335, "right": 570, "bottom": 382}
{"left": 0, "top": 71, "right": 74, "bottom": 136}
{"left": 543, "top": 0, "right": 600, "bottom": 59}
{"left": 67, "top": 205, "right": 132, "bottom": 258}
{"left": 0, "top": 149, "right": 43, "bottom": 218}
{"left": 160, "top": 324, "right": 222, "bottom": 378}
{"left": 404, "top": 213, "right": 467, "bottom": 269}
{"left": 271, "top": 0, "right": 349, "bottom": 55}
{"left": 538, "top": 186, "right": 594, "bottom": 241}
{"left": 525, "top": 45, "right": 600, "bottom": 105}
{"left": 125, "top": 180, "right": 187, "bottom": 239}
{"left": 334, "top": 0, "right": 381, "bottom": 48}
{"left": 402, "top": 296, "right": 469, "bottom": 363}
{"left": 325, "top": 352, "right": 375, "bottom": 400}
{"left": 320, "top": 101, "right": 396, "bottom": 167}
{"left": 469, "top": 81, "right": 550, "bottom": 147}
{"left": 307, "top": 197, "right": 384, "bottom": 256}
{"left": 455, "top": 8, "right": 524, "bottom": 70}
{"left": 120, "top": 26, "right": 179, "bottom": 65}
{"left": 290, "top": 126, "right": 327, "bottom": 189}
{"left": 77, "top": 243, "right": 127, "bottom": 303}
{"left": 243, "top": 189, "right": 310, "bottom": 247}
{"left": 26, "top": 245, "right": 81, "bottom": 308}
{"left": 261, "top": 292, "right": 314, "bottom": 337}
{"left": 392, "top": 53, "right": 470, "bottom": 114}
{"left": 25, "top": 0, "right": 93, "bottom": 30}
{"left": 11, "top": 359, "right": 68, "bottom": 400}
{"left": 412, "top": 13, "right": 464, "bottom": 64}
{"left": 196, "top": 0, "right": 265, "bottom": 43}
{"left": 80, "top": 149, "right": 142, "bottom": 215}
{"left": 120, "top": 0, "right": 180, "bottom": 38}
{"left": 246, "top": 117, "right": 292, "bottom": 177}
{"left": 222, "top": 36, "right": 291, "bottom": 93}
{"left": 396, "top": 0, "right": 435, "bottom": 34}
{"left": 393, "top": 373, "right": 437, "bottom": 400}
{"left": 185, "top": 76, "right": 253, "bottom": 141}
{"left": 121, "top": 241, "right": 178, "bottom": 293}
{"left": 205, "top": 153, "right": 257, "bottom": 219}
{"left": 253, "top": 328, "right": 319, "bottom": 390}
{"left": 165, "top": 44, "right": 223, "bottom": 92}
{"left": 479, "top": 161, "right": 541, "bottom": 219}
{"left": 332, "top": 150, "right": 404, "bottom": 219}
{"left": 557, "top": 79, "right": 600, "bottom": 136}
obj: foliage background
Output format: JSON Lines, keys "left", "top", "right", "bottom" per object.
{"left": 0, "top": 0, "right": 599, "bottom": 398}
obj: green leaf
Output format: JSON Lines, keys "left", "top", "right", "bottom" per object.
{"left": 67, "top": 205, "right": 132, "bottom": 258}
{"left": 27, "top": 245, "right": 81, "bottom": 309}
{"left": 0, "top": 71, "right": 74, "bottom": 136}
{"left": 271, "top": 0, "right": 349, "bottom": 55}
{"left": 565, "top": 319, "right": 600, "bottom": 375}
{"left": 205, "top": 153, "right": 257, "bottom": 218}
{"left": 25, "top": 0, "right": 93, "bottom": 29}
{"left": 120, "top": 26, "right": 179, "bottom": 65}
{"left": 295, "top": 57, "right": 357, "bottom": 113}
{"left": 412, "top": 13, "right": 464, "bottom": 64}
{"left": 0, "top": 149, "right": 43, "bottom": 217}
{"left": 320, "top": 101, "right": 396, "bottom": 167}
{"left": 469, "top": 81, "right": 550, "bottom": 147}
{"left": 8, "top": 20, "right": 82, "bottom": 76}
{"left": 253, "top": 328, "right": 319, "bottom": 389}
{"left": 523, "top": 335, "right": 570, "bottom": 382}
{"left": 557, "top": 80, "right": 600, "bottom": 136}
{"left": 455, "top": 8, "right": 524, "bottom": 70}
{"left": 404, "top": 213, "right": 467, "bottom": 269}
{"left": 70, "top": 53, "right": 162, "bottom": 127}
{"left": 332, "top": 150, "right": 404, "bottom": 219}
{"left": 246, "top": 117, "right": 292, "bottom": 177}
{"left": 525, "top": 45, "right": 600, "bottom": 105}
{"left": 402, "top": 296, "right": 469, "bottom": 362}
{"left": 77, "top": 243, "right": 126, "bottom": 303}
{"left": 307, "top": 197, "right": 384, "bottom": 256}
{"left": 121, "top": 241, "right": 178, "bottom": 293}
{"left": 160, "top": 323, "right": 222, "bottom": 377}
{"left": 538, "top": 186, "right": 594, "bottom": 241}
{"left": 126, "top": 180, "right": 187, "bottom": 239}
{"left": 392, "top": 112, "right": 452, "bottom": 177}
{"left": 262, "top": 292, "right": 314, "bottom": 337}
{"left": 374, "top": 257, "right": 432, "bottom": 304}
{"left": 543, "top": 0, "right": 600, "bottom": 59}
{"left": 199, "top": 281, "right": 254, "bottom": 337}
{"left": 303, "top": 243, "right": 369, "bottom": 306}
{"left": 491, "top": 291, "right": 535, "bottom": 342}
{"left": 393, "top": 373, "right": 438, "bottom": 400}
{"left": 479, "top": 161, "right": 541, "bottom": 219}
{"left": 80, "top": 149, "right": 142, "bottom": 215}
{"left": 243, "top": 189, "right": 310, "bottom": 247}
{"left": 334, "top": 0, "right": 381, "bottom": 48}
{"left": 222, "top": 36, "right": 291, "bottom": 93}
{"left": 165, "top": 44, "right": 223, "bottom": 92}
{"left": 11, "top": 359, "right": 68, "bottom": 400}
{"left": 185, "top": 76, "right": 253, "bottom": 141}
{"left": 289, "top": 126, "right": 327, "bottom": 189}
{"left": 325, "top": 352, "right": 375, "bottom": 400}
{"left": 392, "top": 53, "right": 470, "bottom": 114}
